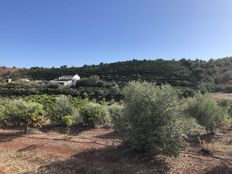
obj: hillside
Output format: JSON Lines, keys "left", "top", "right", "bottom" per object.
{"left": 21, "top": 60, "right": 195, "bottom": 87}
{"left": 0, "top": 67, "right": 19, "bottom": 80}
{"left": 3, "top": 57, "right": 232, "bottom": 93}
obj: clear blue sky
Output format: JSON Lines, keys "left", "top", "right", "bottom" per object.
{"left": 0, "top": 0, "right": 232, "bottom": 67}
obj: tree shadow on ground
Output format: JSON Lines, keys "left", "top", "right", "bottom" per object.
{"left": 39, "top": 124, "right": 90, "bottom": 136}
{"left": 24, "top": 145, "right": 171, "bottom": 174}
{"left": 205, "top": 165, "right": 232, "bottom": 174}
{"left": 94, "top": 130, "right": 121, "bottom": 140}
{"left": 17, "top": 144, "right": 44, "bottom": 152}
{"left": 21, "top": 135, "right": 115, "bottom": 147}
{"left": 0, "top": 130, "right": 23, "bottom": 142}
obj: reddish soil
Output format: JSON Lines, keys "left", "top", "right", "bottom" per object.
{"left": 0, "top": 68, "right": 18, "bottom": 79}
{"left": 0, "top": 128, "right": 231, "bottom": 174}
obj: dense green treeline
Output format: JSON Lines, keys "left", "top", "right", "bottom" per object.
{"left": 0, "top": 81, "right": 123, "bottom": 101}
{"left": 4, "top": 57, "right": 232, "bottom": 96}
{"left": 20, "top": 57, "right": 232, "bottom": 90}
{"left": 21, "top": 59, "right": 194, "bottom": 87}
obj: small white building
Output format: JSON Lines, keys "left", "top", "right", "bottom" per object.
{"left": 6, "top": 79, "right": 12, "bottom": 83}
{"left": 20, "top": 78, "right": 30, "bottom": 83}
{"left": 50, "top": 74, "right": 80, "bottom": 87}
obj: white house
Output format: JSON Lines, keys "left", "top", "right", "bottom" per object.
{"left": 6, "top": 79, "right": 12, "bottom": 83}
{"left": 50, "top": 74, "right": 80, "bottom": 87}
{"left": 20, "top": 78, "right": 30, "bottom": 83}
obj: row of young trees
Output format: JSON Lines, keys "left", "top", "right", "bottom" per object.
{"left": 0, "top": 81, "right": 231, "bottom": 157}
{"left": 0, "top": 77, "right": 123, "bottom": 101}
{"left": 0, "top": 95, "right": 114, "bottom": 134}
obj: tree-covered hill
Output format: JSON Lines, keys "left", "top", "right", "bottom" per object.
{"left": 4, "top": 57, "right": 232, "bottom": 92}
{"left": 21, "top": 59, "right": 195, "bottom": 87}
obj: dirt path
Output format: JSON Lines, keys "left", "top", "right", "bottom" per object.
{"left": 0, "top": 128, "right": 231, "bottom": 174}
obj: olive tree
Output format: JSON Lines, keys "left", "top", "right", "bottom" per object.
{"left": 80, "top": 102, "right": 110, "bottom": 128}
{"left": 185, "top": 93, "right": 226, "bottom": 133}
{"left": 118, "top": 81, "right": 195, "bottom": 157}
{"left": 5, "top": 100, "right": 45, "bottom": 134}
{"left": 47, "top": 95, "right": 74, "bottom": 124}
{"left": 0, "top": 98, "right": 11, "bottom": 127}
{"left": 108, "top": 103, "right": 124, "bottom": 130}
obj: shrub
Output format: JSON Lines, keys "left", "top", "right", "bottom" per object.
{"left": 219, "top": 99, "right": 232, "bottom": 118}
{"left": 80, "top": 103, "right": 109, "bottom": 128}
{"left": 118, "top": 81, "right": 194, "bottom": 157}
{"left": 186, "top": 93, "right": 226, "bottom": 133}
{"left": 4, "top": 100, "right": 46, "bottom": 134}
{"left": 108, "top": 104, "right": 124, "bottom": 130}
{"left": 223, "top": 70, "right": 232, "bottom": 82}
{"left": 47, "top": 95, "right": 74, "bottom": 123}
{"left": 62, "top": 115, "right": 76, "bottom": 135}
{"left": 0, "top": 98, "right": 11, "bottom": 127}
{"left": 179, "top": 88, "right": 196, "bottom": 98}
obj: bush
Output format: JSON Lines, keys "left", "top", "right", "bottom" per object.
{"left": 108, "top": 104, "right": 124, "bottom": 130}
{"left": 62, "top": 115, "right": 76, "bottom": 135}
{"left": 80, "top": 102, "right": 110, "bottom": 128}
{"left": 223, "top": 71, "right": 232, "bottom": 82}
{"left": 4, "top": 99, "right": 46, "bottom": 134}
{"left": 219, "top": 99, "right": 232, "bottom": 118}
{"left": 186, "top": 93, "right": 226, "bottom": 133}
{"left": 118, "top": 81, "right": 194, "bottom": 157}
{"left": 47, "top": 95, "right": 75, "bottom": 123}
{"left": 0, "top": 98, "right": 11, "bottom": 127}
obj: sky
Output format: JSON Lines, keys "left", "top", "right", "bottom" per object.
{"left": 0, "top": 0, "right": 232, "bottom": 68}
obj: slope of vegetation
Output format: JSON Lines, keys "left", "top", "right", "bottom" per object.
{"left": 22, "top": 60, "right": 194, "bottom": 87}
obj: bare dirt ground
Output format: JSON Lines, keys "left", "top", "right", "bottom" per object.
{"left": 212, "top": 92, "right": 232, "bottom": 100}
{"left": 0, "top": 127, "right": 231, "bottom": 174}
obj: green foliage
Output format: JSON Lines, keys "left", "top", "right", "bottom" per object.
{"left": 177, "top": 87, "right": 196, "bottom": 98}
{"left": 197, "top": 81, "right": 215, "bottom": 93}
{"left": 0, "top": 81, "right": 123, "bottom": 101}
{"left": 0, "top": 98, "right": 11, "bottom": 127}
{"left": 80, "top": 102, "right": 110, "bottom": 128}
{"left": 219, "top": 99, "right": 232, "bottom": 118}
{"left": 47, "top": 95, "right": 74, "bottom": 124}
{"left": 223, "top": 71, "right": 232, "bottom": 82}
{"left": 62, "top": 115, "right": 76, "bottom": 135}
{"left": 8, "top": 57, "right": 232, "bottom": 93}
{"left": 23, "top": 60, "right": 194, "bottom": 87}
{"left": 0, "top": 95, "right": 110, "bottom": 131}
{"left": 62, "top": 115, "right": 76, "bottom": 127}
{"left": 118, "top": 81, "right": 194, "bottom": 157}
{"left": 108, "top": 103, "right": 124, "bottom": 130}
{"left": 4, "top": 99, "right": 45, "bottom": 133}
{"left": 186, "top": 93, "right": 226, "bottom": 133}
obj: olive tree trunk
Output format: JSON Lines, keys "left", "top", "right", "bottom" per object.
{"left": 24, "top": 122, "right": 29, "bottom": 134}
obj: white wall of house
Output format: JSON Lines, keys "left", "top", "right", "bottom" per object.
{"left": 72, "top": 74, "right": 81, "bottom": 85}
{"left": 20, "top": 79, "right": 30, "bottom": 83}
{"left": 50, "top": 74, "right": 80, "bottom": 87}
{"left": 72, "top": 74, "right": 80, "bottom": 80}
{"left": 50, "top": 80, "right": 73, "bottom": 87}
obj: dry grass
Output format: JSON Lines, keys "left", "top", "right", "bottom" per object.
{"left": 199, "top": 140, "right": 230, "bottom": 155}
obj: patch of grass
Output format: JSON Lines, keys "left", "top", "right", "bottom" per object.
{"left": 198, "top": 136, "right": 230, "bottom": 155}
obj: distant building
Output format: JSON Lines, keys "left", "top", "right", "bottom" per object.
{"left": 6, "top": 79, "right": 12, "bottom": 83}
{"left": 20, "top": 78, "right": 30, "bottom": 83}
{"left": 34, "top": 80, "right": 43, "bottom": 84}
{"left": 50, "top": 74, "right": 80, "bottom": 87}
